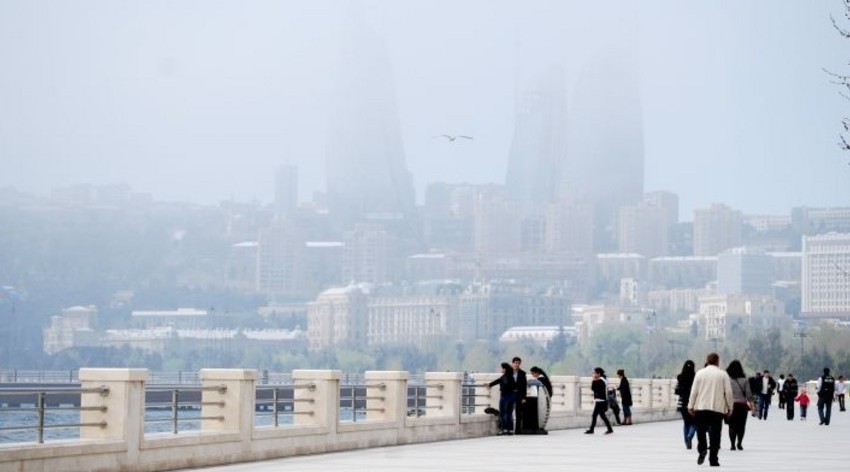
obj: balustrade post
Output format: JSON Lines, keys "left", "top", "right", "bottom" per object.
{"left": 292, "top": 370, "right": 341, "bottom": 429}
{"left": 553, "top": 375, "right": 580, "bottom": 412}
{"left": 364, "top": 371, "right": 407, "bottom": 425}
{"left": 199, "top": 369, "right": 257, "bottom": 440}
{"left": 424, "top": 372, "right": 462, "bottom": 419}
{"left": 79, "top": 368, "right": 147, "bottom": 460}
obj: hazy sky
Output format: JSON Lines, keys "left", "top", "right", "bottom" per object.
{"left": 1, "top": 0, "right": 848, "bottom": 218}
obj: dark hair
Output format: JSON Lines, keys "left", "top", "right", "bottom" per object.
{"left": 824, "top": 367, "right": 831, "bottom": 375}
{"left": 616, "top": 369, "right": 625, "bottom": 377}
{"left": 726, "top": 359, "right": 746, "bottom": 379}
{"left": 680, "top": 360, "right": 696, "bottom": 375}
{"left": 530, "top": 366, "right": 547, "bottom": 376}
{"left": 512, "top": 356, "right": 522, "bottom": 363}
{"left": 706, "top": 352, "right": 719, "bottom": 366}
{"left": 500, "top": 362, "right": 511, "bottom": 372}
{"left": 594, "top": 367, "right": 605, "bottom": 376}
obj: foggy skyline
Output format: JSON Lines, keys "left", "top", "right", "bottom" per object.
{"left": 1, "top": 1, "right": 849, "bottom": 218}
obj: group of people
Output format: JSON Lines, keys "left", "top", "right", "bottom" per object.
{"left": 487, "top": 358, "right": 633, "bottom": 437}
{"left": 487, "top": 357, "right": 553, "bottom": 435}
{"left": 676, "top": 352, "right": 844, "bottom": 467}
{"left": 584, "top": 367, "right": 632, "bottom": 435}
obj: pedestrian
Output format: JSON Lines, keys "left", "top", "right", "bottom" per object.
{"left": 617, "top": 368, "right": 633, "bottom": 425}
{"left": 688, "top": 352, "right": 733, "bottom": 467}
{"left": 783, "top": 373, "right": 799, "bottom": 420}
{"left": 757, "top": 369, "right": 777, "bottom": 420}
{"left": 529, "top": 366, "right": 553, "bottom": 398}
{"left": 510, "top": 356, "right": 528, "bottom": 432}
{"left": 584, "top": 367, "right": 614, "bottom": 435}
{"left": 607, "top": 379, "right": 622, "bottom": 425}
{"left": 675, "top": 360, "right": 697, "bottom": 449}
{"left": 488, "top": 362, "right": 517, "bottom": 435}
{"left": 837, "top": 375, "right": 846, "bottom": 412}
{"left": 817, "top": 367, "right": 836, "bottom": 425}
{"left": 796, "top": 389, "right": 810, "bottom": 420}
{"left": 748, "top": 372, "right": 762, "bottom": 417}
{"left": 725, "top": 360, "right": 753, "bottom": 451}
{"left": 777, "top": 374, "right": 786, "bottom": 409}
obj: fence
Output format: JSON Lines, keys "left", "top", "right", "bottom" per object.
{"left": 0, "top": 369, "right": 679, "bottom": 472}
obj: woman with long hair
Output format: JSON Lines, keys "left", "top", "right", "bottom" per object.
{"left": 488, "top": 362, "right": 517, "bottom": 435}
{"left": 676, "top": 360, "right": 697, "bottom": 449}
{"left": 617, "top": 369, "right": 633, "bottom": 425}
{"left": 726, "top": 359, "right": 753, "bottom": 450}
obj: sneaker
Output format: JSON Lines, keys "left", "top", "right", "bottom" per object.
{"left": 697, "top": 452, "right": 706, "bottom": 465}
{"left": 584, "top": 430, "right": 594, "bottom": 434}
{"left": 604, "top": 430, "right": 614, "bottom": 435}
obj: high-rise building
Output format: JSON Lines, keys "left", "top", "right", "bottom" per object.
{"left": 325, "top": 25, "right": 415, "bottom": 229}
{"left": 802, "top": 232, "right": 850, "bottom": 319}
{"left": 693, "top": 204, "right": 743, "bottom": 257}
{"left": 505, "top": 67, "right": 568, "bottom": 209}
{"left": 562, "top": 52, "right": 644, "bottom": 250}
{"left": 717, "top": 247, "right": 774, "bottom": 295}
{"left": 473, "top": 190, "right": 522, "bottom": 255}
{"left": 618, "top": 202, "right": 668, "bottom": 258}
{"left": 257, "top": 222, "right": 307, "bottom": 298}
{"left": 342, "top": 223, "right": 395, "bottom": 284}
{"left": 307, "top": 285, "right": 369, "bottom": 350}
{"left": 643, "top": 191, "right": 679, "bottom": 228}
{"left": 544, "top": 201, "right": 595, "bottom": 257}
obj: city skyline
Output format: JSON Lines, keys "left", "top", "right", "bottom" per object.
{"left": 0, "top": 1, "right": 848, "bottom": 218}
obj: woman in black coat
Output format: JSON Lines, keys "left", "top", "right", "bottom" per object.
{"left": 617, "top": 369, "right": 633, "bottom": 425}
{"left": 585, "top": 367, "right": 614, "bottom": 435}
{"left": 676, "top": 360, "right": 697, "bottom": 449}
{"left": 488, "top": 362, "right": 518, "bottom": 435}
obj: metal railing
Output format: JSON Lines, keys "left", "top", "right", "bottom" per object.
{"left": 339, "top": 383, "right": 385, "bottom": 422}
{"left": 407, "top": 382, "right": 444, "bottom": 418}
{"left": 461, "top": 382, "right": 491, "bottom": 415}
{"left": 0, "top": 386, "right": 109, "bottom": 443}
{"left": 254, "top": 383, "right": 316, "bottom": 427}
{"left": 143, "top": 384, "right": 226, "bottom": 435}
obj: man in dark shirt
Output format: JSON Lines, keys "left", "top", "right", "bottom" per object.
{"left": 783, "top": 373, "right": 799, "bottom": 420}
{"left": 511, "top": 356, "right": 528, "bottom": 433}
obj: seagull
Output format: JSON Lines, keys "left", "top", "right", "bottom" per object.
{"left": 436, "top": 134, "right": 473, "bottom": 142}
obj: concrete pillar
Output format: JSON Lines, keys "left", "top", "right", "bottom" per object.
{"left": 655, "top": 379, "right": 673, "bottom": 409}
{"left": 292, "top": 370, "right": 341, "bottom": 428}
{"left": 424, "top": 372, "right": 463, "bottom": 419}
{"left": 632, "top": 379, "right": 652, "bottom": 409}
{"left": 199, "top": 369, "right": 257, "bottom": 439}
{"left": 552, "top": 375, "right": 580, "bottom": 412}
{"left": 364, "top": 371, "right": 407, "bottom": 425}
{"left": 79, "top": 368, "right": 147, "bottom": 459}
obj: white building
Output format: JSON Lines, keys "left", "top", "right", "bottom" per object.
{"left": 696, "top": 294, "right": 789, "bottom": 341}
{"left": 802, "top": 233, "right": 850, "bottom": 319}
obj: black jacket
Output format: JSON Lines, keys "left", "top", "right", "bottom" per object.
{"left": 618, "top": 377, "right": 633, "bottom": 407}
{"left": 515, "top": 369, "right": 528, "bottom": 400}
{"left": 592, "top": 378, "right": 607, "bottom": 401}
{"left": 783, "top": 377, "right": 799, "bottom": 400}
{"left": 489, "top": 372, "right": 517, "bottom": 398}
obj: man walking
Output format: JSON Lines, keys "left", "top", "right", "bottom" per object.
{"left": 757, "top": 370, "right": 777, "bottom": 420}
{"left": 688, "top": 352, "right": 733, "bottom": 467}
{"left": 837, "top": 375, "right": 846, "bottom": 412}
{"left": 817, "top": 367, "right": 836, "bottom": 425}
{"left": 783, "top": 373, "right": 798, "bottom": 421}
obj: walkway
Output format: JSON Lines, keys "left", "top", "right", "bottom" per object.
{"left": 184, "top": 407, "right": 845, "bottom": 471}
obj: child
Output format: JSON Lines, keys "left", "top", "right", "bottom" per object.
{"left": 796, "top": 389, "right": 810, "bottom": 421}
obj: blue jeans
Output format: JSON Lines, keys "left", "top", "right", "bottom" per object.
{"left": 498, "top": 392, "right": 516, "bottom": 431}
{"left": 758, "top": 394, "right": 771, "bottom": 419}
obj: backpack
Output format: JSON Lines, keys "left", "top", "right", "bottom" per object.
{"left": 821, "top": 375, "right": 835, "bottom": 397}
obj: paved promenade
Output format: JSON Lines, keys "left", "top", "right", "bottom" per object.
{"left": 184, "top": 408, "right": 846, "bottom": 472}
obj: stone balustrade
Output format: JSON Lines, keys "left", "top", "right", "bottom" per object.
{"left": 0, "top": 369, "right": 679, "bottom": 472}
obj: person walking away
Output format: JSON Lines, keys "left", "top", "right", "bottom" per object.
{"left": 796, "top": 389, "right": 810, "bottom": 420}
{"left": 757, "top": 370, "right": 777, "bottom": 420}
{"left": 585, "top": 367, "right": 614, "bottom": 435}
{"left": 688, "top": 352, "right": 733, "bottom": 467}
{"left": 836, "top": 375, "right": 847, "bottom": 412}
{"left": 725, "top": 360, "right": 753, "bottom": 451}
{"left": 488, "top": 362, "right": 517, "bottom": 435}
{"left": 777, "top": 374, "right": 786, "bottom": 409}
{"left": 817, "top": 367, "right": 836, "bottom": 425}
{"left": 617, "top": 369, "right": 633, "bottom": 425}
{"left": 783, "top": 373, "right": 799, "bottom": 420}
{"left": 748, "top": 372, "right": 762, "bottom": 417}
{"left": 676, "top": 360, "right": 698, "bottom": 449}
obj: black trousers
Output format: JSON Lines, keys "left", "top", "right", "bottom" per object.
{"left": 727, "top": 403, "right": 749, "bottom": 446}
{"left": 589, "top": 401, "right": 612, "bottom": 432}
{"left": 695, "top": 410, "right": 724, "bottom": 464}
{"left": 786, "top": 397, "right": 795, "bottom": 420}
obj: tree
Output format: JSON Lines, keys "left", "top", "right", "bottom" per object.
{"left": 828, "top": 0, "right": 850, "bottom": 161}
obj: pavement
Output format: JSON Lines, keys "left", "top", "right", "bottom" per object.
{"left": 182, "top": 406, "right": 847, "bottom": 471}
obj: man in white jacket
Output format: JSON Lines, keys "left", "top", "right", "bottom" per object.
{"left": 688, "top": 352, "right": 733, "bottom": 467}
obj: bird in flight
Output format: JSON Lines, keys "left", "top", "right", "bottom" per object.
{"left": 436, "top": 134, "right": 473, "bottom": 142}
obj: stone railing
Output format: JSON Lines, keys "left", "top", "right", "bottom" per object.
{"left": 0, "top": 368, "right": 679, "bottom": 472}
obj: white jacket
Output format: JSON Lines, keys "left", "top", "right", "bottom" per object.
{"left": 687, "top": 365, "right": 733, "bottom": 414}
